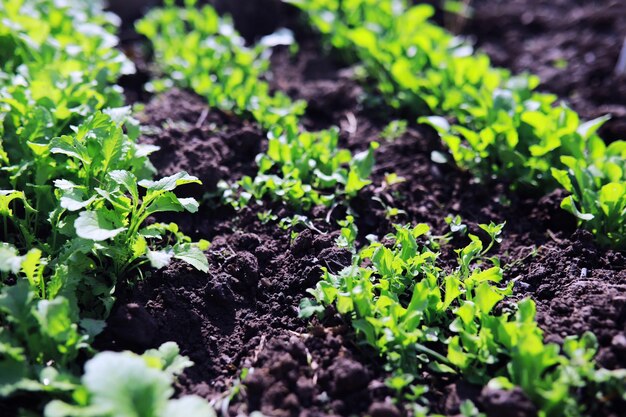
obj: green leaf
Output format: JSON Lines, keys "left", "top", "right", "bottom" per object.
{"left": 599, "top": 182, "right": 625, "bottom": 216}
{"left": 21, "top": 248, "right": 43, "bottom": 285}
{"left": 163, "top": 396, "right": 216, "bottom": 417}
{"left": 419, "top": 115, "right": 450, "bottom": 132}
{"left": 0, "top": 281, "right": 34, "bottom": 323}
{"left": 35, "top": 298, "right": 75, "bottom": 343}
{"left": 82, "top": 352, "right": 172, "bottom": 417}
{"left": 474, "top": 282, "right": 504, "bottom": 315}
{"left": 177, "top": 198, "right": 200, "bottom": 213}
{"left": 560, "top": 196, "right": 594, "bottom": 221}
{"left": 352, "top": 142, "right": 379, "bottom": 179}
{"left": 447, "top": 336, "right": 469, "bottom": 369}
{"left": 0, "top": 244, "right": 23, "bottom": 274}
{"left": 139, "top": 172, "right": 201, "bottom": 195}
{"left": 50, "top": 135, "right": 91, "bottom": 165}
{"left": 74, "top": 211, "right": 126, "bottom": 241}
{"left": 345, "top": 168, "right": 371, "bottom": 196}
{"left": 299, "top": 298, "right": 325, "bottom": 318}
{"left": 0, "top": 190, "right": 34, "bottom": 217}
{"left": 577, "top": 115, "right": 610, "bottom": 139}
{"left": 442, "top": 275, "right": 461, "bottom": 310}
{"left": 144, "top": 342, "right": 194, "bottom": 377}
{"left": 98, "top": 125, "right": 125, "bottom": 174}
{"left": 109, "top": 170, "right": 139, "bottom": 202}
{"left": 172, "top": 244, "right": 209, "bottom": 273}
{"left": 59, "top": 190, "right": 97, "bottom": 212}
{"left": 80, "top": 319, "right": 106, "bottom": 339}
{"left": 45, "top": 401, "right": 106, "bottom": 417}
{"left": 144, "top": 193, "right": 185, "bottom": 215}
{"left": 0, "top": 343, "right": 28, "bottom": 397}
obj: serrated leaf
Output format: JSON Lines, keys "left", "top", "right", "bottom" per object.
{"left": 132, "top": 235, "right": 148, "bottom": 258}
{"left": 298, "top": 298, "right": 325, "bottom": 318}
{"left": 21, "top": 248, "right": 42, "bottom": 285}
{"left": 0, "top": 190, "right": 34, "bottom": 216}
{"left": 49, "top": 135, "right": 90, "bottom": 164}
{"left": 144, "top": 342, "right": 194, "bottom": 377}
{"left": 474, "top": 282, "right": 504, "bottom": 315}
{"left": 103, "top": 106, "right": 133, "bottom": 125}
{"left": 98, "top": 126, "right": 125, "bottom": 175}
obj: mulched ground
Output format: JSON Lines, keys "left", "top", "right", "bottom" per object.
{"left": 96, "top": 1, "right": 626, "bottom": 416}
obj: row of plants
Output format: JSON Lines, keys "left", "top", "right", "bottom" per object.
{"left": 137, "top": 0, "right": 377, "bottom": 211}
{"left": 288, "top": 0, "right": 626, "bottom": 248}
{"left": 136, "top": 1, "right": 626, "bottom": 416}
{"left": 0, "top": 0, "right": 212, "bottom": 414}
{"left": 301, "top": 220, "right": 626, "bottom": 416}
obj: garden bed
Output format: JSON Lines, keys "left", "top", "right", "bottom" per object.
{"left": 98, "top": 1, "right": 626, "bottom": 415}
{"left": 1, "top": 1, "right": 625, "bottom": 416}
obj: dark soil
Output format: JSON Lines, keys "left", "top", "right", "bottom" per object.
{"left": 97, "top": 88, "right": 396, "bottom": 417}
{"left": 97, "top": 1, "right": 626, "bottom": 417}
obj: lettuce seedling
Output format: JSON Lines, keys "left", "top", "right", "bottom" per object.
{"left": 552, "top": 125, "right": 626, "bottom": 248}
{"left": 136, "top": 0, "right": 303, "bottom": 129}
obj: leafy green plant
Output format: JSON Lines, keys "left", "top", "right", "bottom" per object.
{"left": 0, "top": 281, "right": 87, "bottom": 397}
{"left": 0, "top": 0, "right": 133, "bottom": 195}
{"left": 138, "top": 0, "right": 376, "bottom": 210}
{"left": 552, "top": 136, "right": 626, "bottom": 247}
{"left": 233, "top": 133, "right": 378, "bottom": 209}
{"left": 44, "top": 342, "right": 215, "bottom": 417}
{"left": 381, "top": 119, "right": 408, "bottom": 142}
{"left": 301, "top": 222, "right": 626, "bottom": 416}
{"left": 0, "top": 0, "right": 209, "bottom": 404}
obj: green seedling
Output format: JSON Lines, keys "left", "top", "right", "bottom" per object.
{"left": 300, "top": 220, "right": 626, "bottom": 416}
